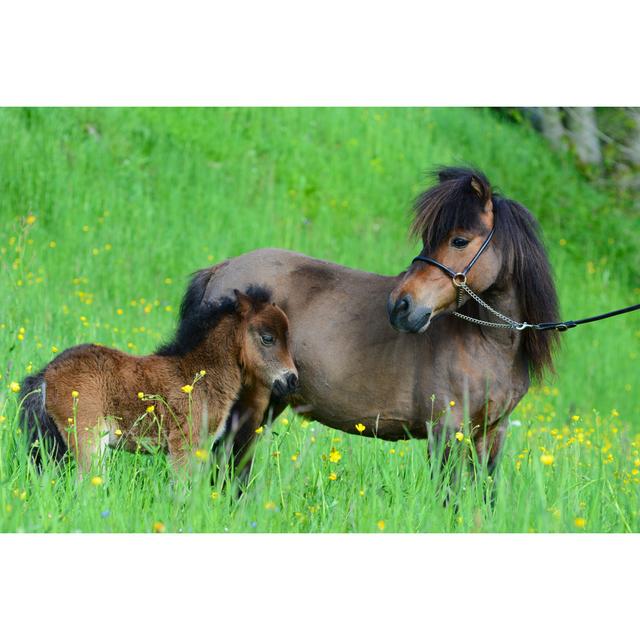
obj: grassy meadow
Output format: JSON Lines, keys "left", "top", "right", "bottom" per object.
{"left": 1, "top": 107, "right": 639, "bottom": 533}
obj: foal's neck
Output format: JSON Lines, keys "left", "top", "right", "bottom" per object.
{"left": 178, "top": 315, "right": 244, "bottom": 390}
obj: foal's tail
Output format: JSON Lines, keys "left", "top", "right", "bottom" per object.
{"left": 19, "top": 369, "right": 67, "bottom": 468}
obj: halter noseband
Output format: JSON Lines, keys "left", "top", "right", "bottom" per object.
{"left": 411, "top": 226, "right": 495, "bottom": 288}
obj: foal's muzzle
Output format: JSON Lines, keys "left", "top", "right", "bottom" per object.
{"left": 387, "top": 294, "right": 432, "bottom": 333}
{"left": 272, "top": 372, "right": 299, "bottom": 398}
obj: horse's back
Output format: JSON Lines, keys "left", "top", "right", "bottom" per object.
{"left": 203, "top": 248, "right": 397, "bottom": 306}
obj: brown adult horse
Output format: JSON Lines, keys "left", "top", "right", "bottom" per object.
{"left": 194, "top": 167, "right": 559, "bottom": 473}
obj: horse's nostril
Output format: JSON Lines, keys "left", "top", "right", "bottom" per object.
{"left": 397, "top": 297, "right": 410, "bottom": 313}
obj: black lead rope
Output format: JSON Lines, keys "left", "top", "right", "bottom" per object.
{"left": 411, "top": 228, "right": 640, "bottom": 332}
{"left": 532, "top": 303, "right": 640, "bottom": 332}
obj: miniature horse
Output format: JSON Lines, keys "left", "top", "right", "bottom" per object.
{"left": 21, "top": 287, "right": 298, "bottom": 474}
{"left": 195, "top": 167, "right": 559, "bottom": 473}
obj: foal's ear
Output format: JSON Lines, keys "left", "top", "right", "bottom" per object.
{"left": 233, "top": 289, "right": 253, "bottom": 316}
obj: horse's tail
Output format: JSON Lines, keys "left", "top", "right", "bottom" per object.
{"left": 19, "top": 369, "right": 67, "bottom": 468}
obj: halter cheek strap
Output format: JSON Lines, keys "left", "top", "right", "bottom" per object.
{"left": 412, "top": 226, "right": 496, "bottom": 287}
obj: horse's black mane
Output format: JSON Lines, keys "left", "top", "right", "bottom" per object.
{"left": 411, "top": 166, "right": 560, "bottom": 380}
{"left": 156, "top": 270, "right": 272, "bottom": 357}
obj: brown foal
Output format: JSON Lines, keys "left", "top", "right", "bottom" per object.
{"left": 21, "top": 287, "right": 298, "bottom": 475}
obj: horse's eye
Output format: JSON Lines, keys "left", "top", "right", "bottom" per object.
{"left": 260, "top": 334, "right": 275, "bottom": 346}
{"left": 451, "top": 237, "right": 470, "bottom": 249}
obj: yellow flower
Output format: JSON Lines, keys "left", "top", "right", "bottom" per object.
{"left": 51, "top": 346, "right": 58, "bottom": 353}
{"left": 194, "top": 449, "right": 207, "bottom": 461}
{"left": 455, "top": 431, "right": 464, "bottom": 442}
{"left": 117, "top": 308, "right": 123, "bottom": 315}
{"left": 264, "top": 501, "right": 276, "bottom": 510}
{"left": 571, "top": 415, "right": 580, "bottom": 422}
{"left": 71, "top": 390, "right": 79, "bottom": 398}
{"left": 90, "top": 476, "right": 103, "bottom": 486}
{"left": 329, "top": 448, "right": 342, "bottom": 463}
{"left": 377, "top": 520, "right": 385, "bottom": 531}
{"left": 181, "top": 384, "right": 194, "bottom": 394}
{"left": 146, "top": 405, "right": 155, "bottom": 413}
{"left": 26, "top": 214, "right": 37, "bottom": 225}
{"left": 612, "top": 409, "right": 620, "bottom": 418}
{"left": 449, "top": 400, "right": 456, "bottom": 407}
{"left": 152, "top": 521, "right": 166, "bottom": 533}
{"left": 281, "top": 417, "right": 289, "bottom": 426}
{"left": 540, "top": 453, "right": 554, "bottom": 466}
{"left": 255, "top": 426, "right": 264, "bottom": 434}
{"left": 49, "top": 240, "right": 56, "bottom": 249}
{"left": 355, "top": 423, "right": 366, "bottom": 433}
{"left": 17, "top": 334, "right": 24, "bottom": 341}
{"left": 199, "top": 370, "right": 206, "bottom": 376}
{"left": 359, "top": 489, "right": 365, "bottom": 496}
{"left": 137, "top": 391, "right": 144, "bottom": 399}
{"left": 300, "top": 420, "right": 309, "bottom": 429}
{"left": 574, "top": 517, "right": 587, "bottom": 528}
{"left": 9, "top": 381, "right": 20, "bottom": 393}
{"left": 114, "top": 428, "right": 123, "bottom": 436}
{"left": 0, "top": 416, "right": 6, "bottom": 424}
{"left": 210, "top": 491, "right": 219, "bottom": 501}
{"left": 291, "top": 453, "right": 298, "bottom": 462}
{"left": 328, "top": 472, "right": 337, "bottom": 481}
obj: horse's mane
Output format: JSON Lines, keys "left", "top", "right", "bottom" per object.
{"left": 411, "top": 166, "right": 560, "bottom": 380}
{"left": 156, "top": 270, "right": 272, "bottom": 357}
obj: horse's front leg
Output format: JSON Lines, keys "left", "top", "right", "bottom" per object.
{"left": 473, "top": 414, "right": 509, "bottom": 477}
{"left": 217, "top": 385, "right": 279, "bottom": 490}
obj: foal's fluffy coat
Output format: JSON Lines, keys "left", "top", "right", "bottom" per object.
{"left": 20, "top": 287, "right": 297, "bottom": 473}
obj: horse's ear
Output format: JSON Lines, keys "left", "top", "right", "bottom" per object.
{"left": 470, "top": 175, "right": 493, "bottom": 216}
{"left": 233, "top": 289, "right": 253, "bottom": 316}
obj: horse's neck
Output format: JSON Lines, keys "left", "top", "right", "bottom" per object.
{"left": 462, "top": 282, "right": 524, "bottom": 353}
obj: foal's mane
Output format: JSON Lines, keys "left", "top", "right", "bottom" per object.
{"left": 411, "top": 167, "right": 560, "bottom": 380}
{"left": 156, "top": 269, "right": 272, "bottom": 357}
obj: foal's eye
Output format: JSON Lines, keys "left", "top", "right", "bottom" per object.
{"left": 451, "top": 237, "right": 470, "bottom": 249}
{"left": 260, "top": 334, "right": 275, "bottom": 346}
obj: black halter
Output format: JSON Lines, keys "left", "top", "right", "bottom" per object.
{"left": 412, "top": 227, "right": 495, "bottom": 287}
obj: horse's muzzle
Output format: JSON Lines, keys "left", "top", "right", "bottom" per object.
{"left": 388, "top": 294, "right": 432, "bottom": 333}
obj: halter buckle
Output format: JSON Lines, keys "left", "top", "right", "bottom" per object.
{"left": 452, "top": 273, "right": 467, "bottom": 287}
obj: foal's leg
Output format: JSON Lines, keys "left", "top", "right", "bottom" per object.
{"left": 61, "top": 411, "right": 108, "bottom": 478}
{"left": 166, "top": 421, "right": 197, "bottom": 474}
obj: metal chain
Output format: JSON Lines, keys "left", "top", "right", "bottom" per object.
{"left": 452, "top": 281, "right": 531, "bottom": 331}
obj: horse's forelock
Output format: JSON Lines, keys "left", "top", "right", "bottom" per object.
{"left": 411, "top": 167, "right": 493, "bottom": 252}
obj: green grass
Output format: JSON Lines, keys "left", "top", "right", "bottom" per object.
{"left": 1, "top": 107, "right": 639, "bottom": 533}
